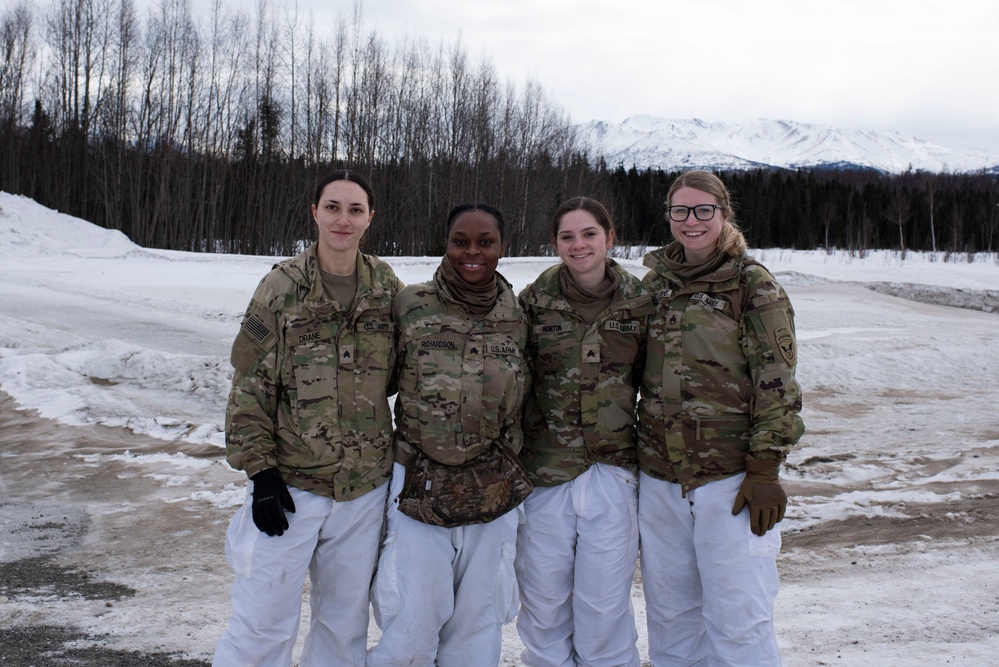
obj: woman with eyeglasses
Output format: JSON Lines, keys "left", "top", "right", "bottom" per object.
{"left": 637, "top": 170, "right": 804, "bottom": 666}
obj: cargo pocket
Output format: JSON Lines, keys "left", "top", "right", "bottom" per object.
{"left": 288, "top": 323, "right": 338, "bottom": 409}
{"left": 371, "top": 528, "right": 401, "bottom": 624}
{"left": 224, "top": 496, "right": 259, "bottom": 579}
{"left": 747, "top": 522, "right": 782, "bottom": 558}
{"left": 495, "top": 541, "right": 519, "bottom": 625}
{"left": 416, "top": 334, "right": 464, "bottom": 454}
{"left": 607, "top": 464, "right": 639, "bottom": 517}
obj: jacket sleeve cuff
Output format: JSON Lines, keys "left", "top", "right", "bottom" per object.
{"left": 745, "top": 454, "right": 781, "bottom": 475}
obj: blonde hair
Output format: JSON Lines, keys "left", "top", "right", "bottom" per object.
{"left": 666, "top": 170, "right": 747, "bottom": 257}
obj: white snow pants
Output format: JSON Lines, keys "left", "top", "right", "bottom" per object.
{"left": 638, "top": 472, "right": 782, "bottom": 667}
{"left": 515, "top": 463, "right": 640, "bottom": 667}
{"left": 212, "top": 482, "right": 388, "bottom": 667}
{"left": 367, "top": 463, "right": 521, "bottom": 667}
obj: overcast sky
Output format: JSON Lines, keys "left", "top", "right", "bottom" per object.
{"left": 263, "top": 0, "right": 998, "bottom": 155}
{"left": 125, "top": 0, "right": 999, "bottom": 154}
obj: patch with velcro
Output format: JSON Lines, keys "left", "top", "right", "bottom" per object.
{"left": 243, "top": 313, "right": 273, "bottom": 344}
{"left": 760, "top": 308, "right": 795, "bottom": 366}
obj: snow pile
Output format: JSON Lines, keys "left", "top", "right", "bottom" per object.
{"left": 0, "top": 192, "right": 138, "bottom": 258}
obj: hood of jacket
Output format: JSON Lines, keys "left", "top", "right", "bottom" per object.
{"left": 276, "top": 242, "right": 393, "bottom": 317}
{"left": 643, "top": 241, "right": 747, "bottom": 291}
{"left": 523, "top": 259, "right": 650, "bottom": 315}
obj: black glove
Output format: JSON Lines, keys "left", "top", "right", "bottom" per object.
{"left": 731, "top": 456, "right": 787, "bottom": 537}
{"left": 250, "top": 468, "right": 296, "bottom": 536}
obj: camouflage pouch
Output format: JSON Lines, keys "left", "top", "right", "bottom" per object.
{"left": 398, "top": 445, "right": 533, "bottom": 528}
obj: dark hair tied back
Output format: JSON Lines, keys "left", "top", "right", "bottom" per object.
{"left": 314, "top": 170, "right": 376, "bottom": 210}
{"left": 446, "top": 203, "right": 506, "bottom": 241}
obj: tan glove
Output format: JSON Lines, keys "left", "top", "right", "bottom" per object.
{"left": 731, "top": 457, "right": 786, "bottom": 537}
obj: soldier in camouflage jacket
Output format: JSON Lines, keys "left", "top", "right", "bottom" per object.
{"left": 637, "top": 250, "right": 803, "bottom": 492}
{"left": 519, "top": 259, "right": 651, "bottom": 482}
{"left": 369, "top": 204, "right": 529, "bottom": 667}
{"left": 214, "top": 172, "right": 403, "bottom": 667}
{"left": 515, "top": 197, "right": 652, "bottom": 667}
{"left": 224, "top": 245, "right": 400, "bottom": 497}
{"left": 391, "top": 267, "right": 526, "bottom": 470}
{"left": 637, "top": 171, "right": 804, "bottom": 667}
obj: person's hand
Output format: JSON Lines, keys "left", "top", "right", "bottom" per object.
{"left": 731, "top": 457, "right": 786, "bottom": 537}
{"left": 250, "top": 468, "right": 296, "bottom": 536}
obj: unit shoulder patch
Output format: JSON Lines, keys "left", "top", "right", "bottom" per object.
{"left": 760, "top": 308, "right": 795, "bottom": 366}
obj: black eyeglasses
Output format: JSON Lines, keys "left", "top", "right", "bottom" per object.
{"left": 666, "top": 204, "right": 722, "bottom": 223}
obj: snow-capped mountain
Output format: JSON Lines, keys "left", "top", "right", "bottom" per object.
{"left": 577, "top": 115, "right": 999, "bottom": 174}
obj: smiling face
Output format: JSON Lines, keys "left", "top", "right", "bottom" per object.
{"left": 446, "top": 209, "right": 504, "bottom": 286}
{"left": 555, "top": 209, "right": 614, "bottom": 288}
{"left": 669, "top": 186, "right": 726, "bottom": 262}
{"left": 311, "top": 179, "right": 373, "bottom": 265}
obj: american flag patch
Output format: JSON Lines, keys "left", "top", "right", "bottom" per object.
{"left": 243, "top": 313, "right": 272, "bottom": 343}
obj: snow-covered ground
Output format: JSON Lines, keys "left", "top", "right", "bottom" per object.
{"left": 1, "top": 190, "right": 998, "bottom": 665}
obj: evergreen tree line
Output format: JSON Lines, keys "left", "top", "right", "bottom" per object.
{"left": 2, "top": 0, "right": 997, "bottom": 257}
{"left": 605, "top": 167, "right": 999, "bottom": 255}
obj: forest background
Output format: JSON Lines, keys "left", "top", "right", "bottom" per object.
{"left": 2, "top": 0, "right": 998, "bottom": 257}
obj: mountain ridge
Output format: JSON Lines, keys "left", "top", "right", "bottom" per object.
{"left": 576, "top": 115, "right": 999, "bottom": 174}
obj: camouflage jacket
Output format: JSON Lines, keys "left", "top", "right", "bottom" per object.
{"left": 393, "top": 266, "right": 528, "bottom": 467}
{"left": 518, "top": 261, "right": 653, "bottom": 486}
{"left": 225, "top": 243, "right": 403, "bottom": 501}
{"left": 638, "top": 243, "right": 804, "bottom": 493}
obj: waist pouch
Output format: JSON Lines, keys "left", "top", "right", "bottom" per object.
{"left": 398, "top": 444, "right": 533, "bottom": 528}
